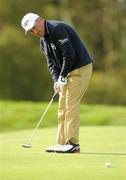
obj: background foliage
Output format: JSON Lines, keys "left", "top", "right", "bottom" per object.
{"left": 0, "top": 0, "right": 126, "bottom": 104}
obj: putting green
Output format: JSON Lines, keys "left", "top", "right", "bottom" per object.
{"left": 0, "top": 127, "right": 126, "bottom": 180}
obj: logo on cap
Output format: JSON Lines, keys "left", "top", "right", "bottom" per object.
{"left": 23, "top": 20, "right": 29, "bottom": 27}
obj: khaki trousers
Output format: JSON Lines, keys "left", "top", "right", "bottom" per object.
{"left": 56, "top": 63, "right": 92, "bottom": 145}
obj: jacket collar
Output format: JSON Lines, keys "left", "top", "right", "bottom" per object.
{"left": 44, "top": 21, "right": 49, "bottom": 36}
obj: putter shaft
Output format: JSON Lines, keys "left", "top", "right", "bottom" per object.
{"left": 22, "top": 93, "right": 57, "bottom": 148}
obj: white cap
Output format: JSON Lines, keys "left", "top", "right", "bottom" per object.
{"left": 21, "top": 13, "right": 39, "bottom": 33}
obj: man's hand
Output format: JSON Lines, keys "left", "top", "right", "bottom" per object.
{"left": 54, "top": 76, "right": 67, "bottom": 93}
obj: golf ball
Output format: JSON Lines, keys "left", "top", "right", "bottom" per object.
{"left": 105, "top": 162, "right": 112, "bottom": 168}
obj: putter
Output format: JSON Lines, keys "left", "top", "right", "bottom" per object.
{"left": 22, "top": 92, "right": 57, "bottom": 148}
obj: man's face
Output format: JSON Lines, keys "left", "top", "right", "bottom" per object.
{"left": 28, "top": 18, "right": 45, "bottom": 37}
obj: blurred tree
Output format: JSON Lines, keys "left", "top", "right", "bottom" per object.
{"left": 0, "top": 0, "right": 126, "bottom": 104}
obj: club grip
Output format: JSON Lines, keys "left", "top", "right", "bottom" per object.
{"left": 52, "top": 92, "right": 57, "bottom": 100}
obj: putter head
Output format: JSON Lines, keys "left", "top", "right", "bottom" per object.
{"left": 22, "top": 144, "right": 32, "bottom": 148}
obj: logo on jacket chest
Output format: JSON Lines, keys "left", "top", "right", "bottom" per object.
{"left": 50, "top": 43, "right": 56, "bottom": 50}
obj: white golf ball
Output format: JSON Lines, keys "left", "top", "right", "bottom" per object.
{"left": 105, "top": 162, "right": 112, "bottom": 168}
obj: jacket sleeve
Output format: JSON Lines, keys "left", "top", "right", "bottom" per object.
{"left": 47, "top": 57, "right": 60, "bottom": 82}
{"left": 53, "top": 25, "right": 75, "bottom": 78}
{"left": 40, "top": 38, "right": 60, "bottom": 82}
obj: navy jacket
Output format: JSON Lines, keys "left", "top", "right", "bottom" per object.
{"left": 40, "top": 20, "right": 93, "bottom": 82}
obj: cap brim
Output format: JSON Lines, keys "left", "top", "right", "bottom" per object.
{"left": 24, "top": 21, "right": 34, "bottom": 35}
{"left": 25, "top": 30, "right": 27, "bottom": 35}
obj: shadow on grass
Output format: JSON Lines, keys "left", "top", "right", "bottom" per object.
{"left": 80, "top": 152, "right": 126, "bottom": 156}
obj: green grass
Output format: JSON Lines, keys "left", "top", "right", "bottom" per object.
{"left": 0, "top": 127, "right": 126, "bottom": 180}
{"left": 0, "top": 101, "right": 126, "bottom": 132}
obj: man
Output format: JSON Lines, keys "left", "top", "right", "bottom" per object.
{"left": 21, "top": 13, "right": 93, "bottom": 153}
